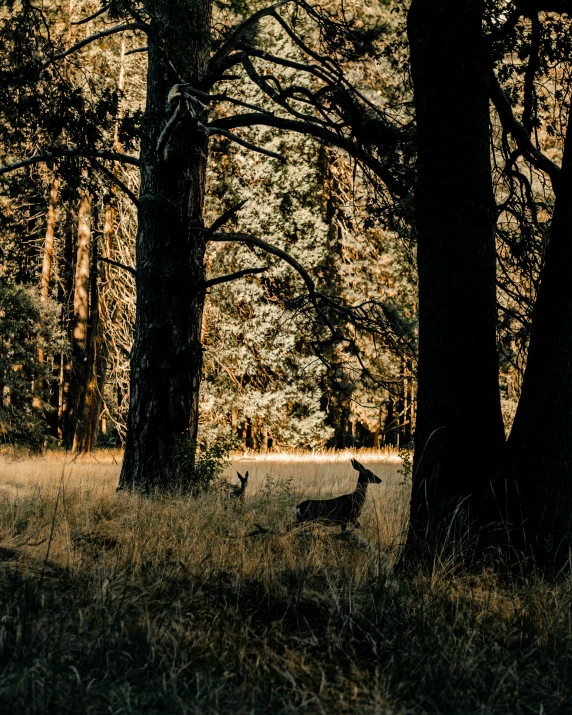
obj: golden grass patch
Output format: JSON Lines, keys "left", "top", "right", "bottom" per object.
{"left": 0, "top": 451, "right": 570, "bottom": 714}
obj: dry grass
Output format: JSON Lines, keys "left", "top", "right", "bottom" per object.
{"left": 0, "top": 451, "right": 570, "bottom": 714}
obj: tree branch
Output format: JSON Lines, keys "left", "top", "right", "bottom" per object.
{"left": 183, "top": 85, "right": 279, "bottom": 120}
{"left": 0, "top": 149, "right": 140, "bottom": 176}
{"left": 89, "top": 159, "right": 140, "bottom": 207}
{"left": 207, "top": 231, "right": 337, "bottom": 334}
{"left": 43, "top": 22, "right": 148, "bottom": 67}
{"left": 208, "top": 0, "right": 294, "bottom": 73}
{"left": 99, "top": 256, "right": 136, "bottom": 277}
{"left": 209, "top": 114, "right": 406, "bottom": 196}
{"left": 208, "top": 199, "right": 248, "bottom": 233}
{"left": 208, "top": 127, "right": 286, "bottom": 162}
{"left": 71, "top": 5, "right": 110, "bottom": 25}
{"left": 204, "top": 266, "right": 268, "bottom": 288}
{"left": 125, "top": 46, "right": 148, "bottom": 56}
{"left": 241, "top": 47, "right": 336, "bottom": 86}
{"left": 490, "top": 73, "right": 560, "bottom": 190}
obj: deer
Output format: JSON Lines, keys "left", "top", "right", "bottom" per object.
{"left": 230, "top": 471, "right": 249, "bottom": 501}
{"left": 294, "top": 459, "right": 381, "bottom": 532}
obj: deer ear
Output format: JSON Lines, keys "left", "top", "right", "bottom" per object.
{"left": 244, "top": 471, "right": 249, "bottom": 479}
{"left": 352, "top": 459, "right": 364, "bottom": 471}
{"left": 237, "top": 471, "right": 243, "bottom": 479}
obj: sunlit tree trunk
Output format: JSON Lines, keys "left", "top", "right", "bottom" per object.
{"left": 64, "top": 192, "right": 91, "bottom": 448}
{"left": 33, "top": 177, "right": 59, "bottom": 432}
{"left": 73, "top": 42, "right": 126, "bottom": 453}
{"left": 73, "top": 233, "right": 106, "bottom": 453}
{"left": 405, "top": 0, "right": 505, "bottom": 559}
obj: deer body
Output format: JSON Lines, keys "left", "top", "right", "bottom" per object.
{"left": 294, "top": 459, "right": 381, "bottom": 531}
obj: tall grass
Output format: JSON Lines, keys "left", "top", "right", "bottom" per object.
{"left": 0, "top": 452, "right": 570, "bottom": 713}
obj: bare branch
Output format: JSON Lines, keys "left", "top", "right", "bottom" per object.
{"left": 99, "top": 256, "right": 136, "bottom": 277}
{"left": 204, "top": 266, "right": 268, "bottom": 288}
{"left": 207, "top": 231, "right": 336, "bottom": 334}
{"left": 240, "top": 53, "right": 329, "bottom": 127}
{"left": 210, "top": 114, "right": 406, "bottom": 196}
{"left": 208, "top": 199, "right": 248, "bottom": 233}
{"left": 183, "top": 85, "right": 278, "bottom": 119}
{"left": 43, "top": 22, "right": 148, "bottom": 67}
{"left": 89, "top": 159, "right": 140, "bottom": 207}
{"left": 0, "top": 149, "right": 140, "bottom": 176}
{"left": 125, "top": 46, "right": 148, "bottom": 56}
{"left": 71, "top": 5, "right": 110, "bottom": 25}
{"left": 490, "top": 73, "right": 560, "bottom": 190}
{"left": 243, "top": 47, "right": 337, "bottom": 85}
{"left": 208, "top": 0, "right": 294, "bottom": 73}
{"left": 269, "top": 8, "right": 341, "bottom": 79}
{"left": 208, "top": 127, "right": 286, "bottom": 162}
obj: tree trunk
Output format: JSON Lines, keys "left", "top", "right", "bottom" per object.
{"left": 64, "top": 192, "right": 91, "bottom": 449}
{"left": 504, "top": 105, "right": 572, "bottom": 571}
{"left": 73, "top": 236, "right": 106, "bottom": 453}
{"left": 33, "top": 177, "right": 59, "bottom": 434}
{"left": 57, "top": 209, "right": 76, "bottom": 443}
{"left": 119, "top": 0, "right": 212, "bottom": 491}
{"left": 405, "top": 0, "right": 505, "bottom": 558}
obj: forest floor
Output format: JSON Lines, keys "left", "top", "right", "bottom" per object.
{"left": 0, "top": 450, "right": 570, "bottom": 714}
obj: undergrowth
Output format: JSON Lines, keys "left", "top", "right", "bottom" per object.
{"left": 0, "top": 466, "right": 570, "bottom": 714}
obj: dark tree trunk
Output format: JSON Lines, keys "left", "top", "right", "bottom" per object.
{"left": 405, "top": 0, "right": 505, "bottom": 558}
{"left": 119, "top": 0, "right": 212, "bottom": 491}
{"left": 504, "top": 106, "right": 572, "bottom": 570}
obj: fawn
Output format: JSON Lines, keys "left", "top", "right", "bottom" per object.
{"left": 230, "top": 471, "right": 248, "bottom": 500}
{"left": 294, "top": 458, "right": 381, "bottom": 531}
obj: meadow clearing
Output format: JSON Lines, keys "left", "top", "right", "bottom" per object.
{"left": 0, "top": 450, "right": 570, "bottom": 714}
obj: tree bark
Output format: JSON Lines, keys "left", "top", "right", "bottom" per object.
{"left": 64, "top": 192, "right": 91, "bottom": 448}
{"left": 57, "top": 210, "right": 76, "bottom": 442}
{"left": 73, "top": 236, "right": 106, "bottom": 452}
{"left": 405, "top": 0, "right": 505, "bottom": 558}
{"left": 119, "top": 0, "right": 212, "bottom": 490}
{"left": 504, "top": 105, "right": 572, "bottom": 571}
{"left": 33, "top": 177, "right": 59, "bottom": 428}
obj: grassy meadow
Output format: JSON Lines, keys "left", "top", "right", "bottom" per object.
{"left": 0, "top": 450, "right": 570, "bottom": 714}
